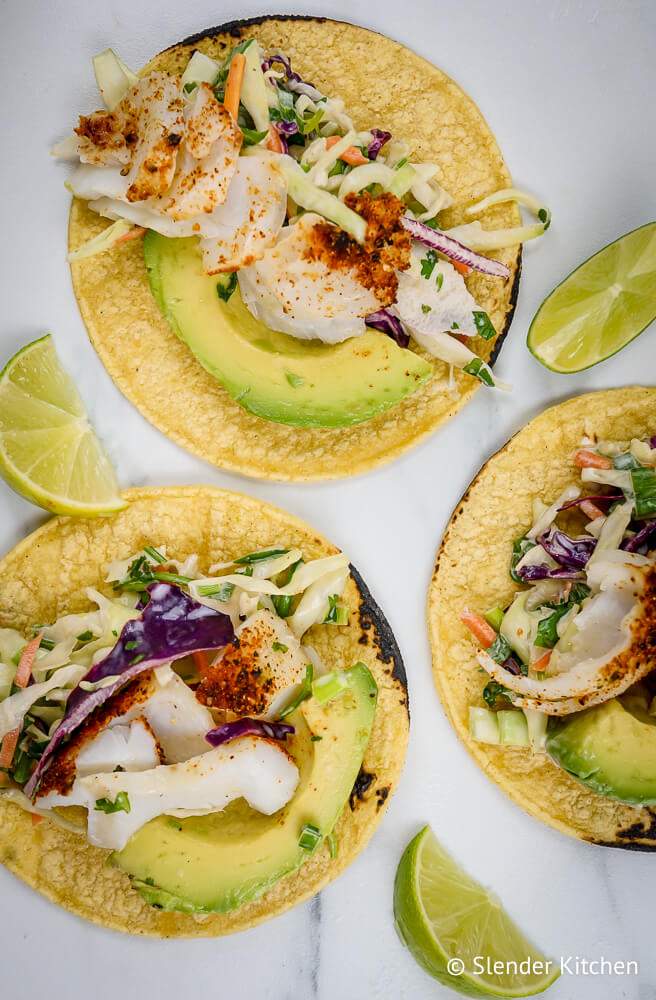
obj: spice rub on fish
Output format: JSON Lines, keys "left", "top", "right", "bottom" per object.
{"left": 304, "top": 191, "right": 411, "bottom": 307}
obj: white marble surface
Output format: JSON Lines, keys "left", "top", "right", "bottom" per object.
{"left": 1, "top": 1, "right": 655, "bottom": 997}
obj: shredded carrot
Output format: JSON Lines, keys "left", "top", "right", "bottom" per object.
{"left": 192, "top": 650, "right": 213, "bottom": 678}
{"left": 31, "top": 812, "right": 44, "bottom": 827}
{"left": 15, "top": 633, "right": 42, "bottom": 689}
{"left": 580, "top": 498, "right": 605, "bottom": 520}
{"left": 532, "top": 650, "right": 552, "bottom": 673}
{"left": 0, "top": 729, "right": 20, "bottom": 770}
{"left": 460, "top": 611, "right": 497, "bottom": 649}
{"left": 116, "top": 226, "right": 146, "bottom": 245}
{"left": 265, "top": 124, "right": 285, "bottom": 153}
{"left": 223, "top": 52, "right": 246, "bottom": 120}
{"left": 574, "top": 449, "right": 612, "bottom": 470}
{"left": 325, "top": 135, "right": 369, "bottom": 165}
{"left": 452, "top": 259, "right": 471, "bottom": 277}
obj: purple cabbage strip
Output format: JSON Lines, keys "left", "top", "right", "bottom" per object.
{"left": 502, "top": 657, "right": 524, "bottom": 677}
{"left": 650, "top": 436, "right": 656, "bottom": 449}
{"left": 401, "top": 216, "right": 510, "bottom": 279}
{"left": 557, "top": 493, "right": 621, "bottom": 513}
{"left": 206, "top": 718, "right": 295, "bottom": 748}
{"left": 25, "top": 583, "right": 235, "bottom": 798}
{"left": 622, "top": 519, "right": 656, "bottom": 552}
{"left": 368, "top": 128, "right": 391, "bottom": 160}
{"left": 262, "top": 53, "right": 324, "bottom": 102}
{"left": 275, "top": 118, "right": 299, "bottom": 137}
{"left": 517, "top": 564, "right": 585, "bottom": 582}
{"left": 539, "top": 529, "right": 596, "bottom": 570}
{"left": 365, "top": 308, "right": 410, "bottom": 348}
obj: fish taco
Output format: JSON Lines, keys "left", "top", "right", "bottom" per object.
{"left": 429, "top": 388, "right": 656, "bottom": 849}
{"left": 60, "top": 15, "right": 549, "bottom": 480}
{"left": 0, "top": 486, "right": 408, "bottom": 934}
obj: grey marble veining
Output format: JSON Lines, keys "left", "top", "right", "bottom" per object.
{"left": 1, "top": 1, "right": 656, "bottom": 999}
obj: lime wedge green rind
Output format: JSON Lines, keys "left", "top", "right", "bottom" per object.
{"left": 0, "top": 335, "right": 126, "bottom": 517}
{"left": 394, "top": 826, "right": 559, "bottom": 998}
{"left": 528, "top": 221, "right": 656, "bottom": 373}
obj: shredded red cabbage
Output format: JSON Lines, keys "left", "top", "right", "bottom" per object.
{"left": 557, "top": 493, "right": 621, "bottom": 513}
{"left": 25, "top": 583, "right": 234, "bottom": 798}
{"left": 206, "top": 718, "right": 294, "bottom": 747}
{"left": 539, "top": 529, "right": 596, "bottom": 569}
{"left": 368, "top": 128, "right": 391, "bottom": 160}
{"left": 622, "top": 519, "right": 656, "bottom": 552}
{"left": 275, "top": 118, "right": 298, "bottom": 138}
{"left": 401, "top": 216, "right": 510, "bottom": 278}
{"left": 517, "top": 564, "right": 584, "bottom": 582}
{"left": 365, "top": 308, "right": 410, "bottom": 347}
{"left": 650, "top": 436, "right": 656, "bottom": 449}
{"left": 261, "top": 53, "right": 324, "bottom": 102}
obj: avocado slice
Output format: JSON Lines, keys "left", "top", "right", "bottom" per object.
{"left": 143, "top": 232, "right": 432, "bottom": 428}
{"left": 546, "top": 695, "right": 656, "bottom": 805}
{"left": 112, "top": 663, "right": 377, "bottom": 913}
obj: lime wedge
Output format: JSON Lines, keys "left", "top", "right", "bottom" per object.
{"left": 394, "top": 826, "right": 559, "bottom": 998}
{"left": 528, "top": 221, "right": 656, "bottom": 372}
{"left": 0, "top": 335, "right": 125, "bottom": 516}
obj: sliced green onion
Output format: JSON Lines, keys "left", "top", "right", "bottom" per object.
{"left": 272, "top": 595, "right": 294, "bottom": 617}
{"left": 279, "top": 664, "right": 314, "bottom": 719}
{"left": 483, "top": 607, "right": 505, "bottom": 632}
{"left": 152, "top": 571, "right": 192, "bottom": 586}
{"left": 326, "top": 832, "right": 338, "bottom": 859}
{"left": 322, "top": 594, "right": 349, "bottom": 625}
{"left": 298, "top": 823, "right": 322, "bottom": 852}
{"left": 272, "top": 642, "right": 288, "bottom": 653}
{"left": 143, "top": 546, "right": 166, "bottom": 564}
{"left": 285, "top": 372, "right": 305, "bottom": 388}
{"left": 39, "top": 637, "right": 56, "bottom": 651}
{"left": 631, "top": 467, "right": 656, "bottom": 519}
{"left": 235, "top": 548, "right": 289, "bottom": 565}
{"left": 312, "top": 670, "right": 350, "bottom": 705}
{"left": 197, "top": 581, "right": 235, "bottom": 601}
{"left": 241, "top": 127, "right": 268, "bottom": 146}
{"left": 468, "top": 707, "right": 500, "bottom": 745}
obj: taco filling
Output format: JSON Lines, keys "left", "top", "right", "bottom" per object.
{"left": 58, "top": 42, "right": 550, "bottom": 425}
{"left": 461, "top": 434, "right": 656, "bottom": 806}
{"left": 0, "top": 542, "right": 379, "bottom": 913}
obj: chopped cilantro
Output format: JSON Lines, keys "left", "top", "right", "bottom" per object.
{"left": 216, "top": 272, "right": 238, "bottom": 302}
{"left": 463, "top": 357, "right": 494, "bottom": 387}
{"left": 421, "top": 304, "right": 432, "bottom": 314}
{"left": 94, "top": 791, "right": 131, "bottom": 814}
{"left": 285, "top": 372, "right": 305, "bottom": 388}
{"left": 472, "top": 311, "right": 496, "bottom": 341}
{"left": 420, "top": 250, "right": 438, "bottom": 279}
{"left": 272, "top": 642, "right": 288, "bottom": 653}
{"left": 435, "top": 272, "right": 444, "bottom": 292}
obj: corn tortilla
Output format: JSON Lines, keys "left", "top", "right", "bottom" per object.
{"left": 69, "top": 15, "right": 521, "bottom": 481}
{"left": 428, "top": 388, "right": 656, "bottom": 850}
{"left": 0, "top": 485, "right": 409, "bottom": 934}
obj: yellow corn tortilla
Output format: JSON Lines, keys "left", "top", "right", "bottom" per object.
{"left": 69, "top": 15, "right": 521, "bottom": 481}
{"left": 428, "top": 388, "right": 656, "bottom": 850}
{"left": 0, "top": 485, "right": 409, "bottom": 935}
